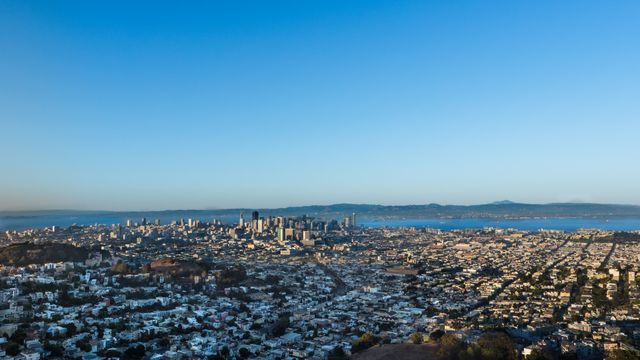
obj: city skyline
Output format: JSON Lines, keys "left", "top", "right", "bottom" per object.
{"left": 2, "top": 1, "right": 640, "bottom": 211}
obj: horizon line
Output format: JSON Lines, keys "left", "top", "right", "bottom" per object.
{"left": 2, "top": 200, "right": 640, "bottom": 214}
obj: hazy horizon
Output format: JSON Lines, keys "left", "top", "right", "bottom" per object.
{"left": 2, "top": 1, "right": 640, "bottom": 211}
{"left": 3, "top": 199, "right": 640, "bottom": 214}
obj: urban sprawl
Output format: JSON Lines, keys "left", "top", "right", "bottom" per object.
{"left": 0, "top": 212, "right": 639, "bottom": 360}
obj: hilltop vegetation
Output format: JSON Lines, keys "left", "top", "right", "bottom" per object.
{"left": 352, "top": 331, "right": 518, "bottom": 360}
{"left": 0, "top": 242, "right": 89, "bottom": 266}
{"left": 109, "top": 257, "right": 247, "bottom": 289}
{"left": 148, "top": 257, "right": 208, "bottom": 276}
{"left": 111, "top": 258, "right": 210, "bottom": 278}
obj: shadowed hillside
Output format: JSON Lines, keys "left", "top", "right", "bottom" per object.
{"left": 0, "top": 242, "right": 89, "bottom": 266}
{"left": 351, "top": 343, "right": 437, "bottom": 360}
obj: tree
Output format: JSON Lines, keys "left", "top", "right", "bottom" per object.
{"left": 76, "top": 338, "right": 91, "bottom": 352}
{"left": 271, "top": 315, "right": 290, "bottom": 337}
{"left": 527, "top": 349, "right": 556, "bottom": 360}
{"left": 219, "top": 346, "right": 230, "bottom": 359}
{"left": 239, "top": 302, "right": 250, "bottom": 313}
{"left": 44, "top": 341, "right": 65, "bottom": 357}
{"left": 476, "top": 332, "right": 516, "bottom": 360}
{"left": 459, "top": 344, "right": 480, "bottom": 360}
{"left": 112, "top": 261, "right": 133, "bottom": 274}
{"left": 157, "top": 336, "right": 170, "bottom": 348}
{"left": 238, "top": 347, "right": 251, "bottom": 358}
{"left": 410, "top": 332, "right": 424, "bottom": 344}
{"left": 215, "top": 266, "right": 247, "bottom": 288}
{"left": 9, "top": 328, "right": 27, "bottom": 345}
{"left": 327, "top": 346, "right": 348, "bottom": 360}
{"left": 63, "top": 323, "right": 77, "bottom": 336}
{"left": 105, "top": 349, "right": 122, "bottom": 358}
{"left": 5, "top": 342, "right": 20, "bottom": 356}
{"left": 559, "top": 352, "right": 578, "bottom": 360}
{"left": 352, "top": 333, "right": 377, "bottom": 353}
{"left": 437, "top": 334, "right": 463, "bottom": 360}
{"left": 123, "top": 344, "right": 146, "bottom": 360}
{"left": 430, "top": 329, "right": 445, "bottom": 342}
{"left": 609, "top": 349, "right": 640, "bottom": 360}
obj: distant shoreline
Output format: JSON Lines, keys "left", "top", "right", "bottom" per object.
{"left": 2, "top": 202, "right": 640, "bottom": 231}
{"left": 1, "top": 215, "right": 639, "bottom": 232}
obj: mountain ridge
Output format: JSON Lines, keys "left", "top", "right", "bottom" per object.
{"left": 2, "top": 201, "right": 640, "bottom": 220}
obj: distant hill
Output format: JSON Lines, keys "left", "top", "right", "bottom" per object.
{"left": 248, "top": 202, "right": 640, "bottom": 220}
{"left": 0, "top": 242, "right": 89, "bottom": 266}
{"left": 2, "top": 202, "right": 640, "bottom": 230}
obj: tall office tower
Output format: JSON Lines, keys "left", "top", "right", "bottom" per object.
{"left": 285, "top": 227, "right": 295, "bottom": 241}
{"left": 126, "top": 219, "right": 133, "bottom": 227}
{"left": 239, "top": 212, "right": 245, "bottom": 227}
{"left": 257, "top": 218, "right": 264, "bottom": 233}
{"left": 141, "top": 217, "right": 147, "bottom": 226}
{"left": 154, "top": 219, "right": 160, "bottom": 226}
{"left": 252, "top": 211, "right": 259, "bottom": 221}
{"left": 188, "top": 218, "right": 194, "bottom": 228}
{"left": 343, "top": 216, "right": 351, "bottom": 228}
{"left": 351, "top": 213, "right": 357, "bottom": 228}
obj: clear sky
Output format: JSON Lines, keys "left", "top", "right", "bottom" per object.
{"left": 1, "top": 1, "right": 639, "bottom": 211}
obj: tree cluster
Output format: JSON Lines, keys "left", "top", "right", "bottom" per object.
{"left": 435, "top": 331, "right": 516, "bottom": 360}
{"left": 351, "top": 332, "right": 379, "bottom": 353}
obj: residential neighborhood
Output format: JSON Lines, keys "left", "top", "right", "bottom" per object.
{"left": 0, "top": 214, "right": 639, "bottom": 359}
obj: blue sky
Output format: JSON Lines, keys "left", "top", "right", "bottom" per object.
{"left": 1, "top": 1, "right": 639, "bottom": 211}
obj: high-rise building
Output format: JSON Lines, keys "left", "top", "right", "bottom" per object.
{"left": 251, "top": 211, "right": 260, "bottom": 231}
{"left": 239, "top": 212, "right": 245, "bottom": 227}
{"left": 285, "top": 228, "right": 295, "bottom": 240}
{"left": 257, "top": 218, "right": 264, "bottom": 233}
{"left": 351, "top": 213, "right": 357, "bottom": 228}
{"left": 126, "top": 219, "right": 133, "bottom": 227}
